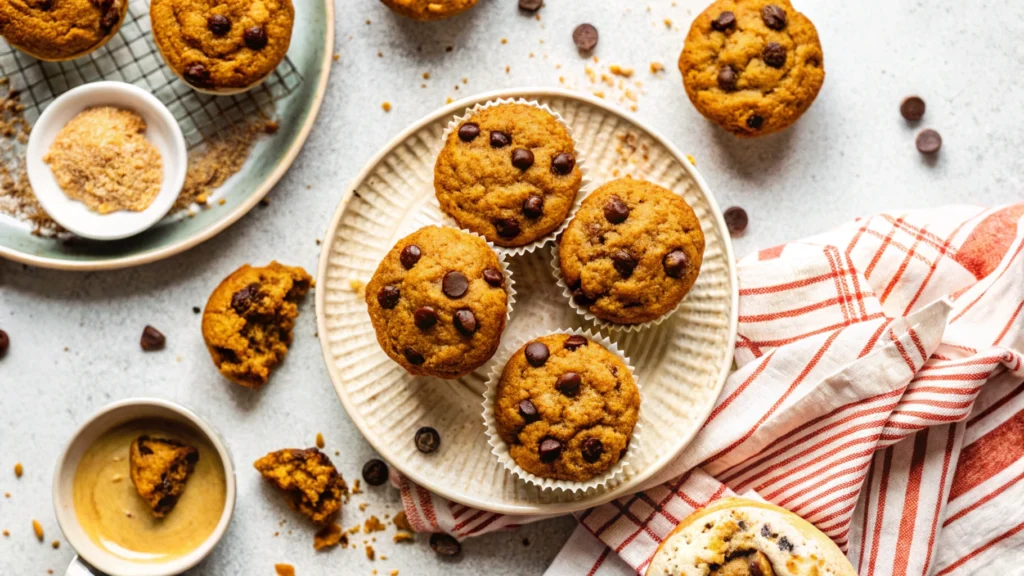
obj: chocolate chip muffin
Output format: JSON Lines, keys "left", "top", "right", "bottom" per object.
{"left": 559, "top": 178, "right": 705, "bottom": 325}
{"left": 202, "top": 261, "right": 312, "bottom": 388}
{"left": 0, "top": 0, "right": 127, "bottom": 61}
{"left": 435, "top": 103, "right": 583, "bottom": 249}
{"left": 380, "top": 0, "right": 479, "bottom": 21}
{"left": 494, "top": 334, "right": 640, "bottom": 483}
{"left": 150, "top": 0, "right": 294, "bottom": 93}
{"left": 365, "top": 226, "right": 509, "bottom": 379}
{"left": 254, "top": 448, "right": 347, "bottom": 526}
{"left": 129, "top": 436, "right": 199, "bottom": 518}
{"left": 678, "top": 0, "right": 824, "bottom": 137}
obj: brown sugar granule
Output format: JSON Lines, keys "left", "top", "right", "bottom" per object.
{"left": 172, "top": 119, "right": 265, "bottom": 212}
{"left": 393, "top": 531, "right": 414, "bottom": 544}
{"left": 32, "top": 520, "right": 43, "bottom": 541}
{"left": 14, "top": 463, "right": 22, "bottom": 477}
{"left": 393, "top": 511, "right": 413, "bottom": 531}
{"left": 43, "top": 107, "right": 163, "bottom": 215}
{"left": 313, "top": 522, "right": 347, "bottom": 550}
{"left": 315, "top": 433, "right": 325, "bottom": 449}
{"left": 363, "top": 516, "right": 386, "bottom": 534}
{"left": 274, "top": 564, "right": 295, "bottom": 576}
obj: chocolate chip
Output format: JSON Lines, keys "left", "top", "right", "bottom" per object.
{"left": 518, "top": 0, "right": 542, "bottom": 12}
{"left": 442, "top": 271, "right": 469, "bottom": 298}
{"left": 717, "top": 65, "right": 737, "bottom": 92}
{"left": 512, "top": 148, "right": 535, "bottom": 170}
{"left": 231, "top": 283, "right": 260, "bottom": 314}
{"left": 552, "top": 152, "right": 576, "bottom": 175}
{"left": 519, "top": 399, "right": 539, "bottom": 422}
{"left": 603, "top": 196, "right": 629, "bottom": 224}
{"left": 711, "top": 11, "right": 736, "bottom": 31}
{"left": 581, "top": 438, "right": 604, "bottom": 463}
{"left": 453, "top": 309, "right": 477, "bottom": 335}
{"left": 361, "top": 459, "right": 389, "bottom": 486}
{"left": 377, "top": 286, "right": 400, "bottom": 309}
{"left": 414, "top": 306, "right": 438, "bottom": 330}
{"left": 761, "top": 5, "right": 787, "bottom": 30}
{"left": 762, "top": 42, "right": 786, "bottom": 68}
{"left": 738, "top": 520, "right": 748, "bottom": 531}
{"left": 192, "top": 306, "right": 201, "bottom": 314}
{"left": 140, "top": 326, "right": 165, "bottom": 351}
{"left": 483, "top": 267, "right": 504, "bottom": 288}
{"left": 490, "top": 131, "right": 511, "bottom": 148}
{"left": 564, "top": 335, "right": 588, "bottom": 351}
{"left": 400, "top": 245, "right": 422, "bottom": 269}
{"left": 663, "top": 250, "right": 689, "bottom": 278}
{"left": 760, "top": 524, "right": 777, "bottom": 538}
{"left": 403, "top": 347, "right": 425, "bottom": 365}
{"left": 724, "top": 206, "right": 749, "bottom": 235}
{"left": 572, "top": 286, "right": 596, "bottom": 307}
{"left": 207, "top": 14, "right": 231, "bottom": 35}
{"left": 429, "top": 533, "right": 461, "bottom": 556}
{"left": 539, "top": 438, "right": 563, "bottom": 462}
{"left": 916, "top": 129, "right": 942, "bottom": 155}
{"left": 901, "top": 96, "right": 926, "bottom": 121}
{"left": 555, "top": 372, "right": 581, "bottom": 397}
{"left": 747, "top": 115, "right": 765, "bottom": 129}
{"left": 100, "top": 4, "right": 120, "bottom": 29}
{"left": 243, "top": 26, "right": 268, "bottom": 50}
{"left": 778, "top": 536, "right": 794, "bottom": 552}
{"left": 183, "top": 62, "right": 212, "bottom": 88}
{"left": 458, "top": 123, "right": 480, "bottom": 142}
{"left": 750, "top": 560, "right": 764, "bottom": 576}
{"left": 573, "top": 23, "right": 599, "bottom": 52}
{"left": 611, "top": 250, "right": 636, "bottom": 278}
{"left": 523, "top": 195, "right": 544, "bottom": 219}
{"left": 0, "top": 329, "right": 8, "bottom": 358}
{"left": 415, "top": 426, "right": 440, "bottom": 453}
{"left": 36, "top": 0, "right": 54, "bottom": 10}
{"left": 525, "top": 341, "right": 550, "bottom": 367}
{"left": 494, "top": 218, "right": 521, "bottom": 239}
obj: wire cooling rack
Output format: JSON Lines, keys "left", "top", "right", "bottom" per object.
{"left": 0, "top": 0, "right": 304, "bottom": 149}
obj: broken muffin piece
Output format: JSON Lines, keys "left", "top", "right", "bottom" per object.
{"left": 254, "top": 448, "right": 346, "bottom": 525}
{"left": 129, "top": 436, "right": 199, "bottom": 517}
{"left": 201, "top": 262, "right": 313, "bottom": 388}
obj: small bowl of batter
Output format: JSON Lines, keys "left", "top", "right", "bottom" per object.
{"left": 53, "top": 398, "right": 236, "bottom": 576}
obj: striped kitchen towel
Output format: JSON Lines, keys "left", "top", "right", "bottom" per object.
{"left": 395, "top": 203, "right": 1024, "bottom": 575}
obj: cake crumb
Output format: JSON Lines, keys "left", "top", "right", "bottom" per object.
{"left": 650, "top": 62, "right": 665, "bottom": 73}
{"left": 274, "top": 564, "right": 295, "bottom": 576}
{"left": 394, "top": 511, "right": 412, "bottom": 531}
{"left": 365, "top": 544, "right": 375, "bottom": 560}
{"left": 352, "top": 479, "right": 362, "bottom": 494}
{"left": 32, "top": 520, "right": 43, "bottom": 541}
{"left": 14, "top": 463, "right": 22, "bottom": 477}
{"left": 390, "top": 571, "right": 399, "bottom": 576}
{"left": 393, "top": 531, "right": 414, "bottom": 544}
{"left": 664, "top": 18, "right": 673, "bottom": 27}
{"left": 422, "top": 72, "right": 431, "bottom": 80}
{"left": 364, "top": 516, "right": 386, "bottom": 533}
{"left": 333, "top": 53, "right": 340, "bottom": 61}
{"left": 610, "top": 65, "right": 634, "bottom": 78}
{"left": 313, "top": 523, "right": 347, "bottom": 551}
{"left": 381, "top": 102, "right": 392, "bottom": 112}
{"left": 687, "top": 155, "right": 697, "bottom": 166}
{"left": 316, "top": 433, "right": 325, "bottom": 449}
{"left": 51, "top": 540, "right": 60, "bottom": 549}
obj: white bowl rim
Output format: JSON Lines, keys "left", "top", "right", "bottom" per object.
{"left": 314, "top": 87, "right": 740, "bottom": 516}
{"left": 52, "top": 398, "right": 238, "bottom": 576}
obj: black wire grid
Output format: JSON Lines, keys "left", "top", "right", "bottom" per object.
{"left": 0, "top": 0, "right": 304, "bottom": 149}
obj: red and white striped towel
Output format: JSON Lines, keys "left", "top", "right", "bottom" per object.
{"left": 395, "top": 203, "right": 1024, "bottom": 575}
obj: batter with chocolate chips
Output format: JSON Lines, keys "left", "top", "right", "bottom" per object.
{"left": 558, "top": 177, "right": 705, "bottom": 325}
{"left": 0, "top": 0, "right": 127, "bottom": 61}
{"left": 365, "top": 226, "right": 509, "bottom": 379}
{"left": 494, "top": 333, "right": 640, "bottom": 483}
{"left": 150, "top": 0, "right": 294, "bottom": 92}
{"left": 434, "top": 103, "right": 583, "bottom": 248}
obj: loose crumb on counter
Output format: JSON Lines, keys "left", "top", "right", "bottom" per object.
{"left": 32, "top": 520, "right": 43, "bottom": 541}
{"left": 316, "top": 433, "right": 325, "bottom": 449}
{"left": 650, "top": 62, "right": 665, "bottom": 73}
{"left": 364, "top": 516, "right": 386, "bottom": 534}
{"left": 365, "top": 544, "right": 375, "bottom": 560}
{"left": 14, "top": 463, "right": 22, "bottom": 477}
{"left": 381, "top": 102, "right": 392, "bottom": 112}
{"left": 313, "top": 523, "right": 346, "bottom": 551}
{"left": 274, "top": 564, "right": 295, "bottom": 576}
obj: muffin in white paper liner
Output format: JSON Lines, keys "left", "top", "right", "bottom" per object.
{"left": 549, "top": 242, "right": 689, "bottom": 334}
{"left": 482, "top": 328, "right": 643, "bottom": 493}
{"left": 435, "top": 98, "right": 592, "bottom": 258}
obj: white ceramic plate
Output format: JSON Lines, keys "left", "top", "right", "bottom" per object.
{"left": 316, "top": 88, "right": 738, "bottom": 515}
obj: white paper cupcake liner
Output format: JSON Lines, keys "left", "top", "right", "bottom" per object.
{"left": 482, "top": 328, "right": 643, "bottom": 493}
{"left": 549, "top": 242, "right": 686, "bottom": 333}
{"left": 437, "top": 98, "right": 592, "bottom": 258}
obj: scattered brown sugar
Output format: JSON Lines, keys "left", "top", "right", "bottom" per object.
{"left": 172, "top": 119, "right": 266, "bottom": 212}
{"left": 274, "top": 564, "right": 295, "bottom": 576}
{"left": 14, "top": 463, "right": 22, "bottom": 477}
{"left": 365, "top": 544, "right": 375, "bottom": 560}
{"left": 32, "top": 520, "right": 43, "bottom": 541}
{"left": 313, "top": 522, "right": 347, "bottom": 550}
{"left": 316, "top": 433, "right": 325, "bottom": 449}
{"left": 381, "top": 102, "right": 392, "bottom": 112}
{"left": 43, "top": 107, "right": 163, "bottom": 215}
{"left": 364, "top": 516, "right": 386, "bottom": 534}
{"left": 393, "top": 531, "right": 414, "bottom": 544}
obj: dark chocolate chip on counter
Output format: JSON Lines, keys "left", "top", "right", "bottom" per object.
{"left": 663, "top": 250, "right": 689, "bottom": 279}
{"left": 717, "top": 65, "right": 737, "bottom": 92}
{"left": 518, "top": 0, "right": 543, "bottom": 12}
{"left": 207, "top": 14, "right": 231, "bottom": 35}
{"left": 711, "top": 11, "right": 736, "bottom": 31}
{"left": 0, "top": 329, "right": 9, "bottom": 358}
{"left": 415, "top": 426, "right": 441, "bottom": 453}
{"left": 140, "top": 326, "right": 165, "bottom": 351}
{"left": 400, "top": 245, "right": 421, "bottom": 269}
{"left": 413, "top": 306, "right": 438, "bottom": 330}
{"left": 192, "top": 306, "right": 201, "bottom": 314}
{"left": 556, "top": 372, "right": 582, "bottom": 397}
{"left": 581, "top": 438, "right": 604, "bottom": 463}
{"left": 724, "top": 206, "right": 749, "bottom": 235}
{"left": 762, "top": 42, "right": 786, "bottom": 68}
{"left": 512, "top": 148, "right": 535, "bottom": 170}
{"left": 900, "top": 96, "right": 926, "bottom": 121}
{"left": 453, "top": 309, "right": 477, "bottom": 335}
{"left": 458, "top": 123, "right": 480, "bottom": 142}
{"left": 490, "top": 131, "right": 511, "bottom": 148}
{"left": 519, "top": 399, "right": 539, "bottom": 422}
{"left": 403, "top": 347, "right": 425, "bottom": 365}
{"left": 523, "top": 195, "right": 544, "bottom": 219}
{"left": 603, "top": 196, "right": 630, "bottom": 224}
{"left": 483, "top": 267, "right": 504, "bottom": 288}
{"left": 761, "top": 5, "right": 787, "bottom": 30}
{"left": 916, "top": 129, "right": 942, "bottom": 155}
{"left": 564, "top": 335, "right": 588, "bottom": 351}
{"left": 573, "top": 23, "right": 599, "bottom": 52}
{"left": 442, "top": 271, "right": 469, "bottom": 298}
{"left": 552, "top": 152, "right": 576, "bottom": 175}
{"left": 361, "top": 459, "right": 389, "bottom": 486}
{"left": 539, "top": 438, "right": 563, "bottom": 462}
{"left": 494, "top": 218, "right": 521, "bottom": 239}
{"left": 377, "top": 286, "right": 400, "bottom": 309}
{"left": 429, "top": 533, "right": 461, "bottom": 556}
{"left": 243, "top": 26, "right": 268, "bottom": 50}
{"left": 525, "top": 341, "right": 550, "bottom": 367}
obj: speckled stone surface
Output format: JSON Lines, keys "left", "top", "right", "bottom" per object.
{"left": 2, "top": 1, "right": 1024, "bottom": 574}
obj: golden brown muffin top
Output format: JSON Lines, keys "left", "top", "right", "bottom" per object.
{"left": 0, "top": 0, "right": 126, "bottom": 60}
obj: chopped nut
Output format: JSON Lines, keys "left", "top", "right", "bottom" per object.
{"left": 51, "top": 540, "right": 60, "bottom": 549}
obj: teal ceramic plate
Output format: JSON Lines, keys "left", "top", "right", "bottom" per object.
{"left": 0, "top": 0, "right": 334, "bottom": 270}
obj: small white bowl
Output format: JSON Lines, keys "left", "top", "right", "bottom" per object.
{"left": 26, "top": 81, "right": 187, "bottom": 241}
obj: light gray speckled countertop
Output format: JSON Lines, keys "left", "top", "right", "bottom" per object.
{"left": 2, "top": 0, "right": 1023, "bottom": 574}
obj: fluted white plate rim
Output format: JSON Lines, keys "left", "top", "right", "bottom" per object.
{"left": 315, "top": 87, "right": 739, "bottom": 515}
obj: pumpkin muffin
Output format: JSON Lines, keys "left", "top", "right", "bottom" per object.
{"left": 254, "top": 448, "right": 346, "bottom": 526}
{"left": 435, "top": 103, "right": 583, "bottom": 249}
{"left": 365, "top": 226, "right": 509, "bottom": 379}
{"left": 559, "top": 178, "right": 705, "bottom": 325}
{"left": 0, "top": 0, "right": 128, "bottom": 61}
{"left": 150, "top": 0, "right": 294, "bottom": 93}
{"left": 494, "top": 334, "right": 640, "bottom": 483}
{"left": 129, "top": 435, "right": 199, "bottom": 518}
{"left": 678, "top": 0, "right": 824, "bottom": 137}
{"left": 380, "top": 0, "right": 479, "bottom": 21}
{"left": 201, "top": 261, "right": 312, "bottom": 388}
